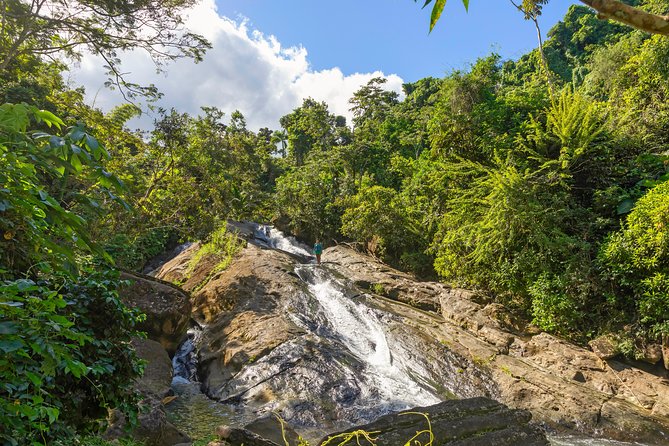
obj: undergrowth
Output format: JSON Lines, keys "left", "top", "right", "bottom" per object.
{"left": 185, "top": 225, "right": 245, "bottom": 289}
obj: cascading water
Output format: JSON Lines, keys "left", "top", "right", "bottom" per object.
{"left": 254, "top": 224, "right": 312, "bottom": 258}
{"left": 165, "top": 224, "right": 643, "bottom": 446}
{"left": 294, "top": 265, "right": 442, "bottom": 411}
{"left": 172, "top": 327, "right": 202, "bottom": 385}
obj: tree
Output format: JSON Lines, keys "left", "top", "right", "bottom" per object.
{"left": 416, "top": 0, "right": 669, "bottom": 36}
{"left": 0, "top": 0, "right": 210, "bottom": 99}
{"left": 0, "top": 103, "right": 144, "bottom": 443}
{"left": 279, "top": 98, "right": 337, "bottom": 166}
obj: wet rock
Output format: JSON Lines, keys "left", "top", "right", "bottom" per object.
{"left": 219, "top": 427, "right": 281, "bottom": 446}
{"left": 321, "top": 246, "right": 669, "bottom": 443}
{"left": 588, "top": 334, "right": 620, "bottom": 360}
{"left": 319, "top": 397, "right": 549, "bottom": 446}
{"left": 120, "top": 272, "right": 191, "bottom": 355}
{"left": 244, "top": 415, "right": 301, "bottom": 445}
{"left": 324, "top": 246, "right": 442, "bottom": 312}
{"left": 153, "top": 227, "right": 669, "bottom": 445}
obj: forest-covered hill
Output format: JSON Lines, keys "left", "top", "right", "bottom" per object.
{"left": 1, "top": 1, "right": 669, "bottom": 443}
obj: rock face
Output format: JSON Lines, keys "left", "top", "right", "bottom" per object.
{"left": 324, "top": 246, "right": 669, "bottom": 445}
{"left": 120, "top": 271, "right": 191, "bottom": 355}
{"left": 132, "top": 338, "right": 173, "bottom": 398}
{"left": 157, "top": 241, "right": 496, "bottom": 434}
{"left": 106, "top": 338, "right": 190, "bottom": 446}
{"left": 155, "top": 233, "right": 669, "bottom": 445}
{"left": 320, "top": 398, "right": 549, "bottom": 446}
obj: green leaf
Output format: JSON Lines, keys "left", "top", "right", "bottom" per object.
{"left": 638, "top": 178, "right": 659, "bottom": 188}
{"left": 430, "top": 0, "right": 447, "bottom": 32}
{"left": 0, "top": 103, "right": 30, "bottom": 132}
{"left": 71, "top": 153, "right": 82, "bottom": 172}
{"left": 0, "top": 321, "right": 19, "bottom": 334}
{"left": 34, "top": 110, "right": 64, "bottom": 129}
{"left": 0, "top": 340, "right": 24, "bottom": 353}
{"left": 617, "top": 198, "right": 635, "bottom": 215}
{"left": 70, "top": 127, "right": 85, "bottom": 142}
{"left": 45, "top": 407, "right": 59, "bottom": 423}
{"left": 461, "top": 0, "right": 469, "bottom": 11}
{"left": 85, "top": 134, "right": 99, "bottom": 152}
{"left": 25, "top": 371, "right": 42, "bottom": 387}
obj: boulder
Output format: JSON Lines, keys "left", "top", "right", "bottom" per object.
{"left": 132, "top": 338, "right": 173, "bottom": 398}
{"left": 151, "top": 231, "right": 669, "bottom": 445}
{"left": 244, "top": 414, "right": 302, "bottom": 445}
{"left": 319, "top": 246, "right": 669, "bottom": 444}
{"left": 120, "top": 271, "right": 191, "bottom": 355}
{"left": 106, "top": 338, "right": 190, "bottom": 446}
{"left": 319, "top": 398, "right": 549, "bottom": 446}
{"left": 588, "top": 335, "right": 620, "bottom": 360}
{"left": 106, "top": 396, "right": 191, "bottom": 446}
{"left": 641, "top": 343, "right": 664, "bottom": 365}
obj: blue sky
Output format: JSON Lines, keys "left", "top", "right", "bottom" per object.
{"left": 214, "top": 0, "right": 580, "bottom": 82}
{"left": 75, "top": 0, "right": 583, "bottom": 130}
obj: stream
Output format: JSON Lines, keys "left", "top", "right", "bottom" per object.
{"left": 165, "top": 225, "right": 644, "bottom": 446}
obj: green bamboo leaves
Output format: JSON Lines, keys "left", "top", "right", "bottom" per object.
{"left": 415, "top": 0, "right": 470, "bottom": 32}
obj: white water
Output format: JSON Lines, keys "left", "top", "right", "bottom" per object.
{"left": 303, "top": 269, "right": 441, "bottom": 409}
{"left": 255, "top": 224, "right": 312, "bottom": 257}
{"left": 172, "top": 327, "right": 202, "bottom": 385}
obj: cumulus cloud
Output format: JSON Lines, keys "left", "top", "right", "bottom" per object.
{"left": 69, "top": 0, "right": 404, "bottom": 131}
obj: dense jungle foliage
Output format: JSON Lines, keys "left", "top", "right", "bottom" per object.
{"left": 1, "top": 0, "right": 669, "bottom": 442}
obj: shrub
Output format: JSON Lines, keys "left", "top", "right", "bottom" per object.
{"left": 601, "top": 180, "right": 669, "bottom": 336}
{"left": 106, "top": 227, "right": 176, "bottom": 271}
{"left": 0, "top": 268, "right": 144, "bottom": 445}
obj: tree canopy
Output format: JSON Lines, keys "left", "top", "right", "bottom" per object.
{"left": 0, "top": 0, "right": 210, "bottom": 99}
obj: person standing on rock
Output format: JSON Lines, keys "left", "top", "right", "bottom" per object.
{"left": 313, "top": 239, "right": 323, "bottom": 265}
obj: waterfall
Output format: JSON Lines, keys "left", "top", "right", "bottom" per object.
{"left": 165, "top": 224, "right": 640, "bottom": 445}
{"left": 294, "top": 265, "right": 441, "bottom": 411}
{"left": 254, "top": 224, "right": 313, "bottom": 258}
{"left": 172, "top": 327, "right": 202, "bottom": 384}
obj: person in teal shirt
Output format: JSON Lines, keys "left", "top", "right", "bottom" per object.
{"left": 313, "top": 240, "right": 323, "bottom": 264}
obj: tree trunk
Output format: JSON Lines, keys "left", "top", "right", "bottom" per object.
{"left": 580, "top": 0, "right": 669, "bottom": 36}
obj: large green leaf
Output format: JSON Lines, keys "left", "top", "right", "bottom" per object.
{"left": 0, "top": 103, "right": 30, "bottom": 132}
{"left": 430, "top": 0, "right": 447, "bottom": 32}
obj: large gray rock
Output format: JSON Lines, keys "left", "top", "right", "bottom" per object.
{"left": 105, "top": 338, "right": 190, "bottom": 446}
{"left": 319, "top": 398, "right": 548, "bottom": 446}
{"left": 106, "top": 396, "right": 191, "bottom": 446}
{"left": 120, "top": 272, "right": 191, "bottom": 355}
{"left": 321, "top": 245, "right": 669, "bottom": 444}
{"left": 132, "top": 338, "right": 173, "bottom": 398}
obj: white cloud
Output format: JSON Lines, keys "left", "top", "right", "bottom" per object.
{"left": 68, "top": 0, "right": 404, "bottom": 131}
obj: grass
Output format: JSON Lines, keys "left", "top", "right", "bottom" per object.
{"left": 185, "top": 225, "right": 245, "bottom": 290}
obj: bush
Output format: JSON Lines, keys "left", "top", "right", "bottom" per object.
{"left": 601, "top": 180, "right": 669, "bottom": 336}
{"left": 0, "top": 268, "right": 144, "bottom": 445}
{"left": 105, "top": 227, "right": 176, "bottom": 271}
{"left": 0, "top": 104, "right": 144, "bottom": 444}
